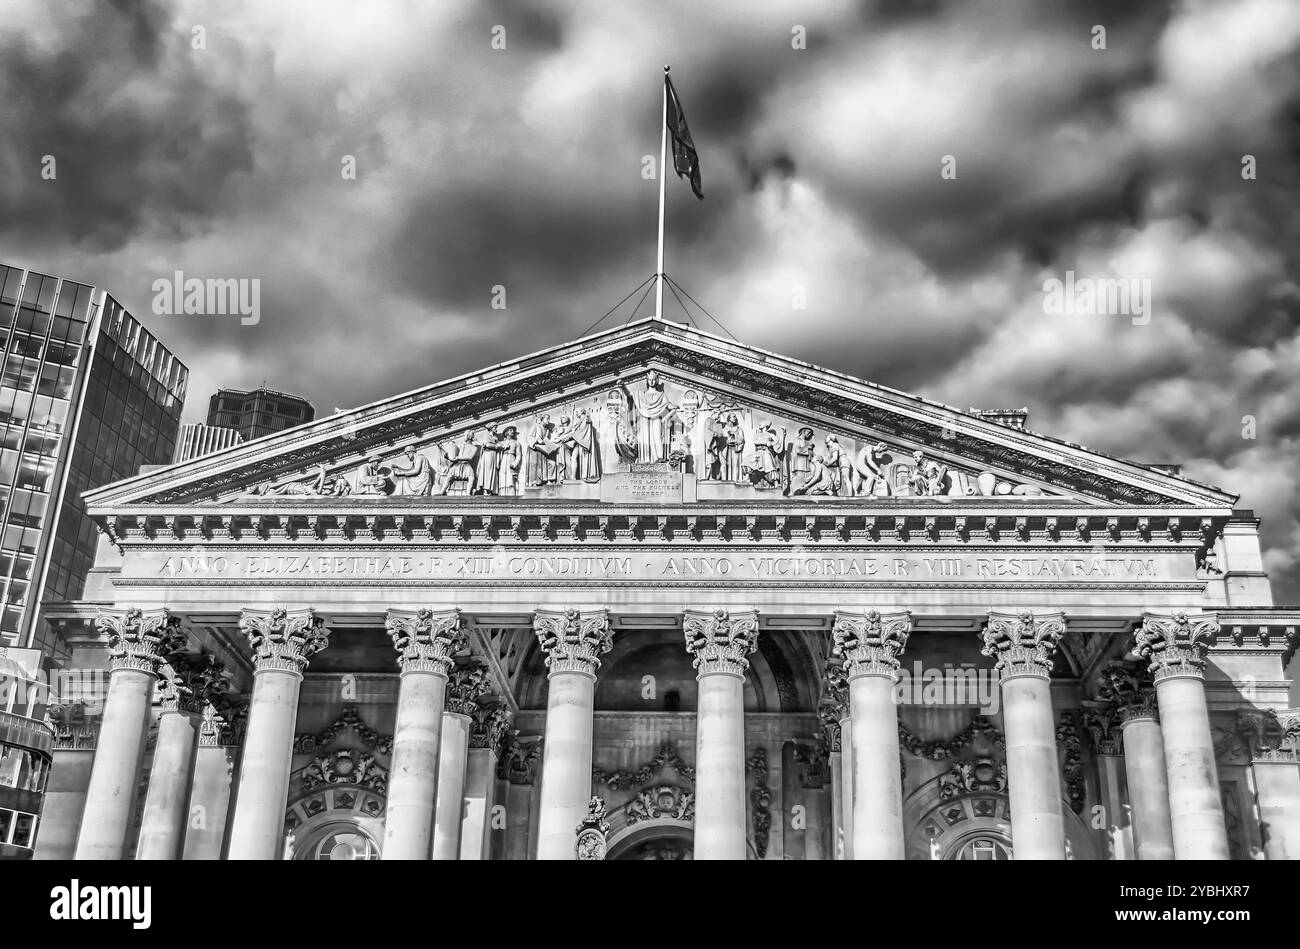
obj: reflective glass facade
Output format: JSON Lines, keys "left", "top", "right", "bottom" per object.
{"left": 0, "top": 265, "right": 187, "bottom": 650}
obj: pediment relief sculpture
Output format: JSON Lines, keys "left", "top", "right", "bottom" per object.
{"left": 227, "top": 373, "right": 1107, "bottom": 503}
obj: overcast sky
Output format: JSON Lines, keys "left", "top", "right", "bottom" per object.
{"left": 1, "top": 0, "right": 1298, "bottom": 600}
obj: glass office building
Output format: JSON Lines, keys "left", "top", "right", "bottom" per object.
{"left": 0, "top": 264, "right": 188, "bottom": 653}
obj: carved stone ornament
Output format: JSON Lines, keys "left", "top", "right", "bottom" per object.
{"left": 593, "top": 743, "right": 696, "bottom": 791}
{"left": 980, "top": 609, "right": 1066, "bottom": 679}
{"left": 683, "top": 608, "right": 759, "bottom": 677}
{"left": 575, "top": 796, "right": 611, "bottom": 860}
{"left": 158, "top": 654, "right": 229, "bottom": 714}
{"left": 625, "top": 785, "right": 696, "bottom": 825}
{"left": 533, "top": 608, "right": 613, "bottom": 677}
{"left": 300, "top": 749, "right": 387, "bottom": 795}
{"left": 1097, "top": 659, "right": 1160, "bottom": 724}
{"left": 794, "top": 742, "right": 828, "bottom": 789}
{"left": 445, "top": 663, "right": 490, "bottom": 716}
{"left": 1056, "top": 711, "right": 1086, "bottom": 814}
{"left": 898, "top": 714, "right": 1006, "bottom": 759}
{"left": 239, "top": 607, "right": 329, "bottom": 675}
{"left": 1081, "top": 701, "right": 1124, "bottom": 756}
{"left": 294, "top": 705, "right": 393, "bottom": 756}
{"left": 1236, "top": 708, "right": 1300, "bottom": 763}
{"left": 746, "top": 747, "right": 772, "bottom": 859}
{"left": 96, "top": 607, "right": 187, "bottom": 675}
{"left": 199, "top": 698, "right": 248, "bottom": 748}
{"left": 938, "top": 756, "right": 1008, "bottom": 799}
{"left": 832, "top": 609, "right": 912, "bottom": 680}
{"left": 1134, "top": 611, "right": 1219, "bottom": 682}
{"left": 818, "top": 702, "right": 843, "bottom": 753}
{"left": 468, "top": 703, "right": 512, "bottom": 752}
{"left": 385, "top": 608, "right": 465, "bottom": 675}
{"left": 497, "top": 734, "right": 542, "bottom": 785}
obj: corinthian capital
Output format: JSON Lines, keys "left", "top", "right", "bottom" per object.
{"left": 1134, "top": 611, "right": 1218, "bottom": 682}
{"left": 158, "top": 654, "right": 229, "bottom": 714}
{"left": 239, "top": 607, "right": 328, "bottom": 675}
{"left": 533, "top": 608, "right": 613, "bottom": 677}
{"left": 385, "top": 608, "right": 465, "bottom": 675}
{"left": 683, "top": 609, "right": 759, "bottom": 677}
{"left": 96, "top": 607, "right": 187, "bottom": 675}
{"left": 446, "top": 663, "right": 491, "bottom": 716}
{"left": 981, "top": 609, "right": 1067, "bottom": 679}
{"left": 1097, "top": 660, "right": 1159, "bottom": 723}
{"left": 832, "top": 609, "right": 912, "bottom": 680}
{"left": 469, "top": 703, "right": 512, "bottom": 753}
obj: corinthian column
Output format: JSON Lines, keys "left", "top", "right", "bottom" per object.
{"left": 1134, "top": 611, "right": 1229, "bottom": 860}
{"left": 1099, "top": 661, "right": 1174, "bottom": 860}
{"left": 382, "top": 608, "right": 465, "bottom": 860}
{"left": 981, "top": 609, "right": 1067, "bottom": 860}
{"left": 75, "top": 607, "right": 187, "bottom": 860}
{"left": 833, "top": 609, "right": 911, "bottom": 860}
{"left": 533, "top": 608, "right": 613, "bottom": 860}
{"left": 432, "top": 663, "right": 489, "bottom": 859}
{"left": 226, "top": 607, "right": 328, "bottom": 860}
{"left": 684, "top": 608, "right": 759, "bottom": 860}
{"left": 136, "top": 655, "right": 227, "bottom": 860}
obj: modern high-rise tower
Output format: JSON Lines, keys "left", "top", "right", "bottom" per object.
{"left": 0, "top": 263, "right": 188, "bottom": 654}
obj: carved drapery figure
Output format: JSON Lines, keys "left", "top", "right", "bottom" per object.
{"left": 527, "top": 415, "right": 562, "bottom": 486}
{"left": 823, "top": 436, "right": 852, "bottom": 495}
{"left": 563, "top": 409, "right": 601, "bottom": 482}
{"left": 721, "top": 413, "right": 746, "bottom": 481}
{"left": 751, "top": 422, "right": 786, "bottom": 489}
{"left": 257, "top": 464, "right": 350, "bottom": 496}
{"left": 790, "top": 427, "right": 815, "bottom": 482}
{"left": 390, "top": 447, "right": 433, "bottom": 496}
{"left": 473, "top": 427, "right": 505, "bottom": 495}
{"left": 627, "top": 371, "right": 674, "bottom": 463}
{"left": 440, "top": 435, "right": 478, "bottom": 495}
{"left": 353, "top": 455, "right": 389, "bottom": 495}
{"left": 552, "top": 415, "right": 574, "bottom": 476}
{"left": 852, "top": 442, "right": 891, "bottom": 497}
{"left": 497, "top": 425, "right": 523, "bottom": 496}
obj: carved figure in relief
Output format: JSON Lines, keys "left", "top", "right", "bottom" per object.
{"left": 497, "top": 426, "right": 523, "bottom": 496}
{"left": 751, "top": 422, "right": 787, "bottom": 489}
{"left": 625, "top": 371, "right": 675, "bottom": 463}
{"left": 823, "top": 436, "right": 852, "bottom": 495}
{"left": 909, "top": 452, "right": 931, "bottom": 496}
{"left": 472, "top": 426, "right": 505, "bottom": 495}
{"left": 790, "top": 427, "right": 816, "bottom": 485}
{"left": 721, "top": 413, "right": 746, "bottom": 481}
{"left": 563, "top": 409, "right": 601, "bottom": 482}
{"left": 439, "top": 435, "right": 479, "bottom": 496}
{"left": 255, "top": 464, "right": 351, "bottom": 497}
{"left": 553, "top": 415, "right": 573, "bottom": 476}
{"left": 390, "top": 446, "right": 433, "bottom": 496}
{"left": 852, "top": 442, "right": 892, "bottom": 497}
{"left": 353, "top": 455, "right": 389, "bottom": 495}
{"left": 790, "top": 451, "right": 834, "bottom": 496}
{"left": 526, "top": 415, "right": 563, "bottom": 486}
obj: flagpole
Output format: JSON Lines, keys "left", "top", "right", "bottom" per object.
{"left": 656, "top": 65, "right": 669, "bottom": 321}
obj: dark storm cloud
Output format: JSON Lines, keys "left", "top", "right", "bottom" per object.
{"left": 0, "top": 1, "right": 254, "bottom": 252}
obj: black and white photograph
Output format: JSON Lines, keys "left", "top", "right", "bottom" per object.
{"left": 0, "top": 0, "right": 1295, "bottom": 922}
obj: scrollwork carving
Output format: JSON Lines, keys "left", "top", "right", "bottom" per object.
{"left": 980, "top": 609, "right": 1066, "bottom": 678}
{"left": 533, "top": 608, "right": 613, "bottom": 676}
{"left": 683, "top": 608, "right": 759, "bottom": 677}
{"left": 1134, "top": 611, "right": 1219, "bottom": 682}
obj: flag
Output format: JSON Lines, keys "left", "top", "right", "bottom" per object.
{"left": 665, "top": 75, "right": 703, "bottom": 200}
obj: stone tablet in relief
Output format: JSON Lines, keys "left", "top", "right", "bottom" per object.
{"left": 600, "top": 462, "right": 683, "bottom": 503}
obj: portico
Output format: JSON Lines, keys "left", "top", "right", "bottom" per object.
{"left": 31, "top": 318, "right": 1299, "bottom": 860}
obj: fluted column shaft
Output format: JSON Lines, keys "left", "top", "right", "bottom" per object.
{"left": 227, "top": 608, "right": 328, "bottom": 860}
{"left": 1135, "top": 611, "right": 1229, "bottom": 860}
{"left": 382, "top": 608, "right": 464, "bottom": 860}
{"left": 834, "top": 609, "right": 911, "bottom": 860}
{"left": 534, "top": 608, "right": 612, "bottom": 860}
{"left": 982, "top": 610, "right": 1067, "bottom": 860}
{"left": 76, "top": 608, "right": 186, "bottom": 860}
{"left": 685, "top": 608, "right": 758, "bottom": 860}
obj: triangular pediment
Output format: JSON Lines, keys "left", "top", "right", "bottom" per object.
{"left": 84, "top": 318, "right": 1236, "bottom": 511}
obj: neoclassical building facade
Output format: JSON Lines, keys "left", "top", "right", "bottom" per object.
{"left": 32, "top": 318, "right": 1300, "bottom": 860}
